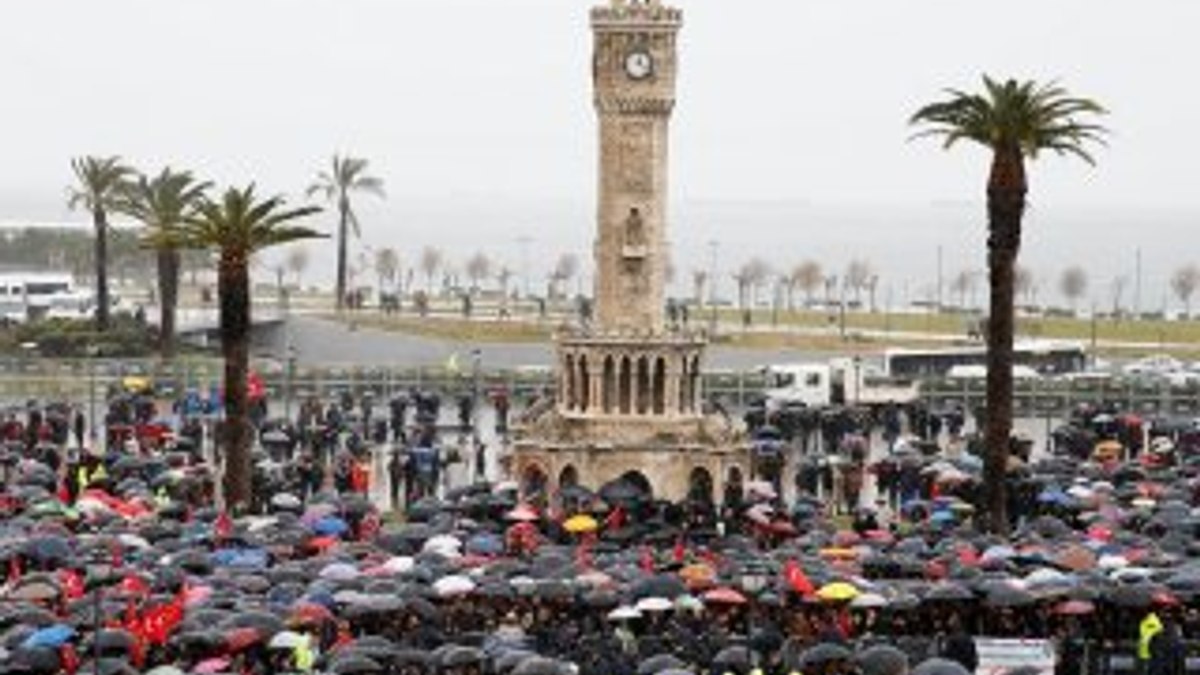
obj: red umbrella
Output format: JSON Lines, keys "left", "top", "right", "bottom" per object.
{"left": 832, "top": 531, "right": 861, "bottom": 547}
{"left": 1054, "top": 600, "right": 1095, "bottom": 615}
{"left": 768, "top": 520, "right": 798, "bottom": 536}
{"left": 289, "top": 603, "right": 333, "bottom": 627}
{"left": 248, "top": 371, "right": 266, "bottom": 401}
{"left": 505, "top": 504, "right": 539, "bottom": 522}
{"left": 703, "top": 587, "right": 748, "bottom": 605}
{"left": 224, "top": 627, "right": 262, "bottom": 652}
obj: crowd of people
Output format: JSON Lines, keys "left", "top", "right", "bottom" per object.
{"left": 2, "top": 381, "right": 1200, "bottom": 675}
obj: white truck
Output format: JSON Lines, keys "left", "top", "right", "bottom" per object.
{"left": 763, "top": 358, "right": 919, "bottom": 409}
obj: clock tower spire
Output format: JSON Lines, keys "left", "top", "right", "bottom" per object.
{"left": 591, "top": 0, "right": 682, "bottom": 332}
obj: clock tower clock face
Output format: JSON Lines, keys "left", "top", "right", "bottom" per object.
{"left": 624, "top": 50, "right": 653, "bottom": 80}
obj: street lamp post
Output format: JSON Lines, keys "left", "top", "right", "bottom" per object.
{"left": 86, "top": 345, "right": 99, "bottom": 445}
{"left": 284, "top": 343, "right": 297, "bottom": 422}
{"left": 707, "top": 240, "right": 719, "bottom": 336}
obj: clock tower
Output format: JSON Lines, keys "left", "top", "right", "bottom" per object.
{"left": 510, "top": 0, "right": 747, "bottom": 506}
{"left": 592, "top": 0, "right": 681, "bottom": 332}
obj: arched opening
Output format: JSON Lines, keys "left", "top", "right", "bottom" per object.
{"left": 564, "top": 354, "right": 577, "bottom": 411}
{"left": 559, "top": 464, "right": 579, "bottom": 489}
{"left": 579, "top": 356, "right": 590, "bottom": 412}
{"left": 724, "top": 466, "right": 744, "bottom": 509}
{"left": 619, "top": 356, "right": 632, "bottom": 414}
{"left": 652, "top": 357, "right": 666, "bottom": 415}
{"left": 603, "top": 356, "right": 616, "bottom": 413}
{"left": 521, "top": 464, "right": 549, "bottom": 501}
{"left": 688, "top": 467, "right": 714, "bottom": 504}
{"left": 636, "top": 356, "right": 650, "bottom": 415}
{"left": 618, "top": 470, "right": 654, "bottom": 501}
{"left": 680, "top": 355, "right": 691, "bottom": 414}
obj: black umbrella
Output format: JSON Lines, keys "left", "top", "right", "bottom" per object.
{"left": 91, "top": 629, "right": 137, "bottom": 656}
{"left": 712, "top": 645, "right": 753, "bottom": 671}
{"left": 857, "top": 645, "right": 910, "bottom": 675}
{"left": 796, "top": 642, "right": 853, "bottom": 671}
{"left": 923, "top": 583, "right": 974, "bottom": 603}
{"left": 599, "top": 479, "right": 645, "bottom": 505}
{"left": 912, "top": 658, "right": 972, "bottom": 675}
{"left": 1108, "top": 582, "right": 1171, "bottom": 609}
{"left": 442, "top": 645, "right": 486, "bottom": 668}
{"left": 512, "top": 656, "right": 570, "bottom": 675}
{"left": 631, "top": 574, "right": 687, "bottom": 600}
{"left": 222, "top": 610, "right": 285, "bottom": 636}
{"left": 329, "top": 654, "right": 384, "bottom": 674}
{"left": 637, "top": 654, "right": 686, "bottom": 675}
{"left": 22, "top": 536, "right": 71, "bottom": 567}
{"left": 985, "top": 585, "right": 1036, "bottom": 608}
{"left": 9, "top": 646, "right": 62, "bottom": 672}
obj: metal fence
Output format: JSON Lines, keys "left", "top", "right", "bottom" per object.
{"left": 4, "top": 357, "right": 1200, "bottom": 417}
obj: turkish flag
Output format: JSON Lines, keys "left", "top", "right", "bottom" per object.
{"left": 784, "top": 559, "right": 815, "bottom": 597}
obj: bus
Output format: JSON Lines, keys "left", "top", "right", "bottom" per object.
{"left": 0, "top": 271, "right": 94, "bottom": 323}
{"left": 883, "top": 340, "right": 1088, "bottom": 379}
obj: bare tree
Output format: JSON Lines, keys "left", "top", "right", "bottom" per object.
{"left": 691, "top": 269, "right": 708, "bottom": 306}
{"left": 1171, "top": 264, "right": 1200, "bottom": 318}
{"left": 791, "top": 260, "right": 823, "bottom": 309}
{"left": 1109, "top": 275, "right": 1128, "bottom": 319}
{"left": 735, "top": 258, "right": 771, "bottom": 308}
{"left": 824, "top": 275, "right": 839, "bottom": 310}
{"left": 286, "top": 246, "right": 310, "bottom": 288}
{"left": 550, "top": 253, "right": 579, "bottom": 299}
{"left": 465, "top": 252, "right": 492, "bottom": 294}
{"left": 950, "top": 269, "right": 978, "bottom": 310}
{"left": 374, "top": 247, "right": 400, "bottom": 294}
{"left": 420, "top": 246, "right": 442, "bottom": 293}
{"left": 1014, "top": 265, "right": 1036, "bottom": 308}
{"left": 842, "top": 259, "right": 873, "bottom": 305}
{"left": 1059, "top": 266, "right": 1088, "bottom": 313}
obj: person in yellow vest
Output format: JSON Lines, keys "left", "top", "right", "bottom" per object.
{"left": 293, "top": 632, "right": 316, "bottom": 672}
{"left": 1139, "top": 610, "right": 1163, "bottom": 674}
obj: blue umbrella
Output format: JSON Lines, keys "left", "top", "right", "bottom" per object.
{"left": 466, "top": 533, "right": 505, "bottom": 556}
{"left": 211, "top": 547, "right": 269, "bottom": 569}
{"left": 23, "top": 624, "right": 75, "bottom": 649}
{"left": 930, "top": 510, "right": 956, "bottom": 524}
{"left": 312, "top": 516, "right": 350, "bottom": 537}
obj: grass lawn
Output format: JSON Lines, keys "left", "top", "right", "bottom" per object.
{"left": 324, "top": 308, "right": 1200, "bottom": 359}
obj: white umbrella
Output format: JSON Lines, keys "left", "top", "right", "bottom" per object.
{"left": 607, "top": 606, "right": 642, "bottom": 621}
{"left": 745, "top": 503, "right": 774, "bottom": 525}
{"left": 117, "top": 533, "right": 151, "bottom": 550}
{"left": 746, "top": 480, "right": 777, "bottom": 500}
{"left": 381, "top": 556, "right": 415, "bottom": 575}
{"left": 433, "top": 575, "right": 476, "bottom": 597}
{"left": 268, "top": 630, "right": 308, "bottom": 650}
{"left": 423, "top": 534, "right": 462, "bottom": 553}
{"left": 850, "top": 592, "right": 888, "bottom": 609}
{"left": 635, "top": 597, "right": 673, "bottom": 613}
{"left": 319, "top": 562, "right": 361, "bottom": 581}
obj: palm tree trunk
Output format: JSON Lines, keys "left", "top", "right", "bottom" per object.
{"left": 157, "top": 248, "right": 180, "bottom": 360}
{"left": 335, "top": 198, "right": 349, "bottom": 311}
{"left": 982, "top": 148, "right": 1027, "bottom": 535}
{"left": 93, "top": 208, "right": 110, "bottom": 330}
{"left": 219, "top": 255, "right": 253, "bottom": 511}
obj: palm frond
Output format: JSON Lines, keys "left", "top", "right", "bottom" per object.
{"left": 909, "top": 75, "right": 1108, "bottom": 162}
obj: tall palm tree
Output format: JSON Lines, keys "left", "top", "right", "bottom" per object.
{"left": 68, "top": 156, "right": 135, "bottom": 330}
{"left": 171, "top": 185, "right": 323, "bottom": 511}
{"left": 116, "top": 168, "right": 211, "bottom": 359}
{"left": 911, "top": 76, "right": 1106, "bottom": 534}
{"left": 306, "top": 156, "right": 384, "bottom": 310}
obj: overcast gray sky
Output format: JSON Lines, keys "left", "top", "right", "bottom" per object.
{"left": 2, "top": 0, "right": 1198, "bottom": 306}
